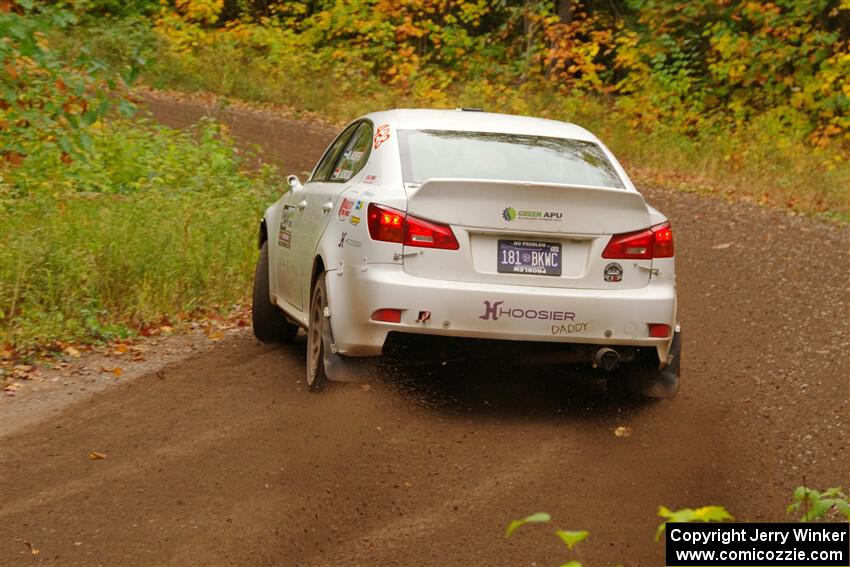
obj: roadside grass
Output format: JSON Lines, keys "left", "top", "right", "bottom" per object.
{"left": 0, "top": 118, "right": 281, "bottom": 353}
{"left": 77, "top": 23, "right": 849, "bottom": 222}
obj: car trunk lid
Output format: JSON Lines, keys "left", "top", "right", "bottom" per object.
{"left": 402, "top": 178, "right": 654, "bottom": 290}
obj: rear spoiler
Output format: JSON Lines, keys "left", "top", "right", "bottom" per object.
{"left": 405, "top": 178, "right": 652, "bottom": 234}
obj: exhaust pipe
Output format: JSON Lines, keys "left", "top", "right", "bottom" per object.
{"left": 593, "top": 347, "right": 622, "bottom": 372}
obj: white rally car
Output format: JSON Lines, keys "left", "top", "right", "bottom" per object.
{"left": 252, "top": 109, "right": 680, "bottom": 397}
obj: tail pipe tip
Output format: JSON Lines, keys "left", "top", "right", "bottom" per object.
{"left": 593, "top": 347, "right": 622, "bottom": 372}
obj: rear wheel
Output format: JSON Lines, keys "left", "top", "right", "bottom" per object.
{"left": 306, "top": 274, "right": 329, "bottom": 391}
{"left": 252, "top": 241, "right": 298, "bottom": 343}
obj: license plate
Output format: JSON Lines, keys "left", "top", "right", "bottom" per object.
{"left": 497, "top": 240, "right": 562, "bottom": 276}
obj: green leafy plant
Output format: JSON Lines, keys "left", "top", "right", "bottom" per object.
{"left": 1, "top": 117, "right": 282, "bottom": 352}
{"left": 0, "top": 1, "right": 141, "bottom": 166}
{"left": 654, "top": 505, "right": 734, "bottom": 542}
{"left": 787, "top": 486, "right": 850, "bottom": 523}
{"left": 505, "top": 512, "right": 552, "bottom": 538}
{"left": 507, "top": 504, "right": 731, "bottom": 566}
{"left": 70, "top": 0, "right": 848, "bottom": 219}
{"left": 507, "top": 485, "right": 849, "bottom": 565}
{"left": 505, "top": 512, "right": 589, "bottom": 567}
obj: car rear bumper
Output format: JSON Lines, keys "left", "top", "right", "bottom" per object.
{"left": 325, "top": 263, "right": 676, "bottom": 360}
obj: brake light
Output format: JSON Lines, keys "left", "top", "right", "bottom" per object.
{"left": 652, "top": 224, "right": 674, "bottom": 258}
{"left": 367, "top": 203, "right": 459, "bottom": 250}
{"left": 602, "top": 222, "right": 674, "bottom": 259}
{"left": 367, "top": 204, "right": 404, "bottom": 243}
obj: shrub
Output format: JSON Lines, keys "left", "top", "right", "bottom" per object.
{"left": 0, "top": 118, "right": 281, "bottom": 351}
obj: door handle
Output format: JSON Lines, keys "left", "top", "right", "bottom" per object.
{"left": 297, "top": 200, "right": 307, "bottom": 211}
{"left": 321, "top": 200, "right": 334, "bottom": 213}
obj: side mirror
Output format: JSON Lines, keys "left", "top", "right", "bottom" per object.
{"left": 287, "top": 174, "right": 304, "bottom": 192}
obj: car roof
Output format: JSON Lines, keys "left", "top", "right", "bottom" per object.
{"left": 363, "top": 109, "right": 598, "bottom": 142}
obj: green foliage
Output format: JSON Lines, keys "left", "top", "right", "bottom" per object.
{"left": 72, "top": 0, "right": 161, "bottom": 19}
{"left": 508, "top": 505, "right": 729, "bottom": 565}
{"left": 505, "top": 512, "right": 551, "bottom": 538}
{"left": 787, "top": 486, "right": 850, "bottom": 522}
{"left": 655, "top": 505, "right": 734, "bottom": 542}
{"left": 81, "top": 0, "right": 847, "bottom": 219}
{"left": 138, "top": 0, "right": 850, "bottom": 148}
{"left": 554, "top": 529, "right": 589, "bottom": 551}
{"left": 0, "top": 118, "right": 282, "bottom": 351}
{"left": 616, "top": 0, "right": 850, "bottom": 151}
{"left": 506, "top": 488, "right": 846, "bottom": 565}
{"left": 0, "top": 1, "right": 140, "bottom": 165}
{"left": 506, "top": 512, "right": 588, "bottom": 566}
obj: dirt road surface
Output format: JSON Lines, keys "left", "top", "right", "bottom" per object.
{"left": 1, "top": 93, "right": 848, "bottom": 566}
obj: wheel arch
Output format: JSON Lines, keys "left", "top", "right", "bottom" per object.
{"left": 258, "top": 218, "right": 268, "bottom": 249}
{"left": 311, "top": 254, "right": 326, "bottom": 289}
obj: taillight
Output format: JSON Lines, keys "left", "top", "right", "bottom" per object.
{"left": 367, "top": 203, "right": 459, "bottom": 250}
{"left": 406, "top": 215, "right": 459, "bottom": 249}
{"left": 367, "top": 203, "right": 404, "bottom": 243}
{"left": 651, "top": 224, "right": 674, "bottom": 258}
{"left": 602, "top": 222, "right": 674, "bottom": 259}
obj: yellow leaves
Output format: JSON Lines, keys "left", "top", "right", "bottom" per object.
{"left": 4, "top": 62, "right": 18, "bottom": 81}
{"left": 23, "top": 540, "right": 39, "bottom": 557}
{"left": 88, "top": 451, "right": 107, "bottom": 460}
{"left": 395, "top": 18, "right": 425, "bottom": 40}
{"left": 614, "top": 426, "right": 633, "bottom": 438}
{"left": 175, "top": 0, "right": 224, "bottom": 25}
{"left": 656, "top": 506, "right": 734, "bottom": 542}
{"left": 12, "top": 364, "right": 36, "bottom": 379}
{"left": 100, "top": 366, "right": 123, "bottom": 377}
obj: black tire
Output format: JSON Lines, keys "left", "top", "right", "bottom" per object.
{"left": 252, "top": 241, "right": 298, "bottom": 343}
{"left": 306, "top": 274, "right": 329, "bottom": 392}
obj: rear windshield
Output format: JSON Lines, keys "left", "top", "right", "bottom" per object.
{"left": 398, "top": 129, "right": 624, "bottom": 189}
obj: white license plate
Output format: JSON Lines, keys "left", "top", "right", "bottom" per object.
{"left": 497, "top": 240, "right": 562, "bottom": 276}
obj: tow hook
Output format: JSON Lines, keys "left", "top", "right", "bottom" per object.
{"left": 393, "top": 251, "right": 423, "bottom": 261}
{"left": 636, "top": 265, "right": 660, "bottom": 277}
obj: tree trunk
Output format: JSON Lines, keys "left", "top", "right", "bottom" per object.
{"left": 557, "top": 0, "right": 575, "bottom": 25}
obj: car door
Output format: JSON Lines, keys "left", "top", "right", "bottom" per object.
{"left": 272, "top": 196, "right": 300, "bottom": 311}
{"left": 298, "top": 121, "right": 374, "bottom": 308}
{"left": 272, "top": 124, "right": 356, "bottom": 311}
{"left": 274, "top": 122, "right": 357, "bottom": 310}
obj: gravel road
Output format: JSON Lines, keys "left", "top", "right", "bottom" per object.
{"left": 1, "top": 92, "right": 847, "bottom": 566}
